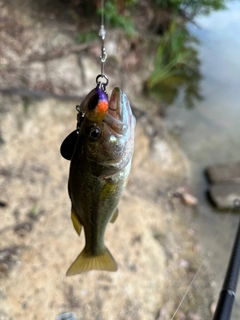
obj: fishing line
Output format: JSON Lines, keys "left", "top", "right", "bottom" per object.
{"left": 97, "top": 0, "right": 108, "bottom": 92}
{"left": 171, "top": 260, "right": 204, "bottom": 320}
{"left": 171, "top": 200, "right": 239, "bottom": 319}
{"left": 60, "top": 1, "right": 109, "bottom": 160}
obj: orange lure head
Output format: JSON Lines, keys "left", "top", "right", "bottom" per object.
{"left": 82, "top": 87, "right": 108, "bottom": 122}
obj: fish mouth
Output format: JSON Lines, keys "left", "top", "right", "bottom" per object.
{"left": 104, "top": 88, "right": 128, "bottom": 135}
{"left": 108, "top": 87, "right": 122, "bottom": 120}
{"left": 81, "top": 87, "right": 129, "bottom": 135}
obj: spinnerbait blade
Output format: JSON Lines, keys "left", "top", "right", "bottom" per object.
{"left": 60, "top": 130, "right": 78, "bottom": 161}
{"left": 60, "top": 105, "right": 84, "bottom": 161}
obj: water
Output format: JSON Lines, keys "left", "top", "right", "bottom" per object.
{"left": 165, "top": 2, "right": 240, "bottom": 318}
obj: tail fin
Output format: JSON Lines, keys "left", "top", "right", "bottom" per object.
{"left": 66, "top": 247, "right": 118, "bottom": 276}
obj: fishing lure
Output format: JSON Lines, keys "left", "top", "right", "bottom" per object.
{"left": 60, "top": 2, "right": 135, "bottom": 276}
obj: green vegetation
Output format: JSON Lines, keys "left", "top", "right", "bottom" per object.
{"left": 183, "top": 0, "right": 226, "bottom": 15}
{"left": 76, "top": 31, "right": 97, "bottom": 44}
{"left": 28, "top": 203, "right": 41, "bottom": 221}
{"left": 23, "top": 98, "right": 30, "bottom": 114}
{"left": 145, "top": 0, "right": 228, "bottom": 107}
{"left": 154, "top": 0, "right": 226, "bottom": 17}
{"left": 146, "top": 20, "right": 202, "bottom": 108}
{"left": 99, "top": 0, "right": 135, "bottom": 35}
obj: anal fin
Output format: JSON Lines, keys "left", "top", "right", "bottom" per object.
{"left": 110, "top": 208, "right": 118, "bottom": 223}
{"left": 71, "top": 208, "right": 82, "bottom": 236}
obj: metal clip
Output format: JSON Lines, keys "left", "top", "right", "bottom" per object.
{"left": 96, "top": 74, "right": 109, "bottom": 92}
{"left": 76, "top": 105, "right": 85, "bottom": 132}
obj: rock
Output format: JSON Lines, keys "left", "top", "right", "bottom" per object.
{"left": 208, "top": 184, "right": 240, "bottom": 210}
{"left": 210, "top": 301, "right": 216, "bottom": 315}
{"left": 206, "top": 162, "right": 240, "bottom": 184}
{"left": 56, "top": 312, "right": 76, "bottom": 320}
{"left": 173, "top": 187, "right": 198, "bottom": 206}
{"left": 182, "top": 192, "right": 198, "bottom": 206}
{"left": 14, "top": 222, "right": 33, "bottom": 237}
{"left": 206, "top": 162, "right": 240, "bottom": 210}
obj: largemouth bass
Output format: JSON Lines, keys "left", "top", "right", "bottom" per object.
{"left": 66, "top": 87, "right": 135, "bottom": 276}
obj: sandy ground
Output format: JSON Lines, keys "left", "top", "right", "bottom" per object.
{"left": 0, "top": 96, "right": 213, "bottom": 320}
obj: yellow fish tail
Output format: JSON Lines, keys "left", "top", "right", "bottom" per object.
{"left": 66, "top": 247, "right": 118, "bottom": 276}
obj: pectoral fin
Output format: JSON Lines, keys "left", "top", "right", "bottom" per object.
{"left": 110, "top": 208, "right": 118, "bottom": 223}
{"left": 71, "top": 208, "right": 82, "bottom": 236}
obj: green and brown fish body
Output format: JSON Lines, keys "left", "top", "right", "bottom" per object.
{"left": 66, "top": 87, "right": 135, "bottom": 276}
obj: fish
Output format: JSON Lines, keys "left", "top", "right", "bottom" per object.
{"left": 66, "top": 86, "right": 136, "bottom": 276}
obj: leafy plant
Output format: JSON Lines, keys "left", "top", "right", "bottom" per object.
{"left": 179, "top": 0, "right": 226, "bottom": 18}
{"left": 154, "top": 0, "right": 226, "bottom": 18}
{"left": 99, "top": 0, "right": 135, "bottom": 35}
{"left": 146, "top": 20, "right": 202, "bottom": 108}
{"left": 23, "top": 98, "right": 30, "bottom": 113}
{"left": 76, "top": 31, "right": 98, "bottom": 44}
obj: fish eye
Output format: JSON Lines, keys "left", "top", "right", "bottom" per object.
{"left": 86, "top": 126, "right": 101, "bottom": 141}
